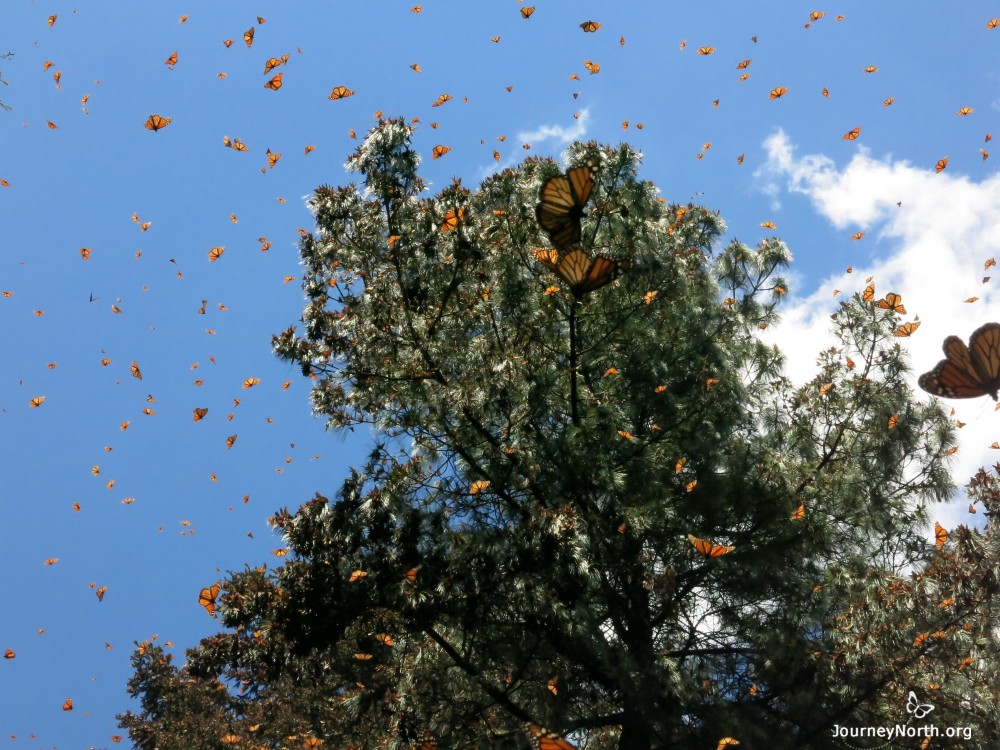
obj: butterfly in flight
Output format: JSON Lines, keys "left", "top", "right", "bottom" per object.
{"left": 536, "top": 165, "right": 594, "bottom": 250}
{"left": 918, "top": 322, "right": 1000, "bottom": 400}
{"left": 688, "top": 534, "right": 735, "bottom": 557}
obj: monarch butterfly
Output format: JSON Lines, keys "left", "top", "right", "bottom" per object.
{"left": 935, "top": 157, "right": 948, "bottom": 173}
{"left": 441, "top": 208, "right": 464, "bottom": 232}
{"left": 521, "top": 6, "right": 535, "bottom": 18}
{"left": 431, "top": 144, "right": 451, "bottom": 159}
{"left": 688, "top": 534, "right": 735, "bottom": 557}
{"left": 957, "top": 107, "right": 974, "bottom": 116}
{"left": 579, "top": 20, "right": 601, "bottom": 32}
{"left": 736, "top": 59, "right": 751, "bottom": 69}
{"left": 697, "top": 46, "right": 715, "bottom": 55}
{"left": 243, "top": 377, "right": 261, "bottom": 388}
{"left": 165, "top": 51, "right": 178, "bottom": 68}
{"left": 264, "top": 72, "right": 282, "bottom": 90}
{"left": 524, "top": 724, "right": 575, "bottom": 750}
{"left": 29, "top": 396, "right": 46, "bottom": 408}
{"left": 144, "top": 114, "right": 172, "bottom": 131}
{"left": 130, "top": 360, "right": 142, "bottom": 380}
{"left": 535, "top": 248, "right": 619, "bottom": 300}
{"left": 193, "top": 407, "right": 208, "bottom": 422}
{"left": 934, "top": 522, "right": 947, "bottom": 549}
{"left": 243, "top": 27, "right": 255, "bottom": 47}
{"left": 895, "top": 321, "right": 920, "bottom": 337}
{"left": 536, "top": 165, "right": 594, "bottom": 250}
{"left": 842, "top": 127, "right": 860, "bottom": 140}
{"left": 329, "top": 85, "right": 356, "bottom": 100}
{"left": 583, "top": 59, "right": 600, "bottom": 74}
{"left": 862, "top": 65, "right": 878, "bottom": 73}
{"left": 769, "top": 87, "right": 788, "bottom": 99}
{"left": 62, "top": 698, "right": 73, "bottom": 711}
{"left": 198, "top": 583, "right": 220, "bottom": 615}
{"left": 209, "top": 246, "right": 225, "bottom": 262}
{"left": 876, "top": 293, "right": 906, "bottom": 314}
{"left": 919, "top": 322, "right": 1000, "bottom": 400}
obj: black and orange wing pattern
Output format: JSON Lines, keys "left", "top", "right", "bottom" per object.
{"left": 535, "top": 248, "right": 618, "bottom": 299}
{"left": 536, "top": 165, "right": 594, "bottom": 250}
{"left": 918, "top": 322, "right": 1000, "bottom": 400}
{"left": 524, "top": 724, "right": 576, "bottom": 750}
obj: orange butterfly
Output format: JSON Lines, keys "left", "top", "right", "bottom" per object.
{"left": 842, "top": 127, "right": 861, "bottom": 140}
{"left": 431, "top": 144, "right": 451, "bottom": 159}
{"left": 536, "top": 165, "right": 594, "bottom": 249}
{"left": 441, "top": 208, "right": 465, "bottom": 232}
{"left": 264, "top": 73, "right": 283, "bottom": 90}
{"left": 198, "top": 583, "right": 220, "bottom": 615}
{"left": 524, "top": 724, "right": 575, "bottom": 750}
{"left": 535, "top": 248, "right": 618, "bottom": 300}
{"left": 521, "top": 6, "right": 535, "bottom": 18}
{"left": 697, "top": 46, "right": 715, "bottom": 55}
{"left": 919, "top": 322, "right": 1000, "bottom": 400}
{"left": 329, "top": 86, "right": 356, "bottom": 100}
{"left": 165, "top": 51, "right": 178, "bottom": 68}
{"left": 584, "top": 59, "right": 600, "bottom": 74}
{"left": 688, "top": 534, "right": 735, "bottom": 557}
{"left": 934, "top": 522, "right": 947, "bottom": 549}
{"left": 244, "top": 27, "right": 255, "bottom": 47}
{"left": 935, "top": 157, "right": 948, "bottom": 173}
{"left": 144, "top": 114, "right": 172, "bottom": 131}
{"left": 876, "top": 293, "right": 906, "bottom": 314}
{"left": 579, "top": 20, "right": 601, "bottom": 32}
{"left": 769, "top": 87, "right": 788, "bottom": 99}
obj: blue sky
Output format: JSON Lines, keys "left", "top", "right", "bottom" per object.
{"left": 3, "top": 2, "right": 1000, "bottom": 746}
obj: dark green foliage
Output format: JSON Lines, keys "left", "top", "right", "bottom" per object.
{"left": 120, "top": 119, "right": 1000, "bottom": 750}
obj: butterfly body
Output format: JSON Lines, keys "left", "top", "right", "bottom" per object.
{"left": 919, "top": 322, "right": 1000, "bottom": 400}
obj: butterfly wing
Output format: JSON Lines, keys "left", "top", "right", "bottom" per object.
{"left": 525, "top": 724, "right": 575, "bottom": 750}
{"left": 967, "top": 322, "right": 1000, "bottom": 399}
{"left": 920, "top": 326, "right": 1000, "bottom": 399}
{"left": 536, "top": 175, "right": 582, "bottom": 249}
{"left": 576, "top": 255, "right": 619, "bottom": 294}
{"left": 536, "top": 166, "right": 593, "bottom": 250}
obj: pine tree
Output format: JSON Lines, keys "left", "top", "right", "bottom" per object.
{"left": 119, "top": 118, "right": 1000, "bottom": 750}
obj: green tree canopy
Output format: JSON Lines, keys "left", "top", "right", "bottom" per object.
{"left": 119, "top": 119, "right": 1000, "bottom": 750}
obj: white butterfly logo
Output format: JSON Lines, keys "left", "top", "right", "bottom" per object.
{"left": 906, "top": 691, "right": 934, "bottom": 719}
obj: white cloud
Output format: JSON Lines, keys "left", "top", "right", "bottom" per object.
{"left": 516, "top": 109, "right": 590, "bottom": 151}
{"left": 757, "top": 130, "right": 1000, "bottom": 525}
{"left": 476, "top": 111, "right": 591, "bottom": 179}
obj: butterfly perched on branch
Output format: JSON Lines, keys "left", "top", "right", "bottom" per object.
{"left": 918, "top": 322, "right": 1000, "bottom": 400}
{"left": 535, "top": 247, "right": 619, "bottom": 300}
{"left": 536, "top": 165, "right": 594, "bottom": 250}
